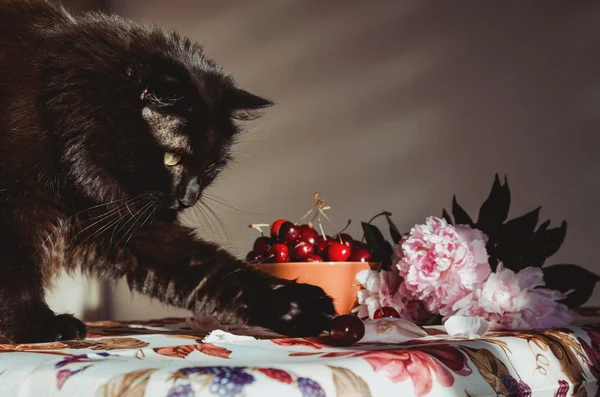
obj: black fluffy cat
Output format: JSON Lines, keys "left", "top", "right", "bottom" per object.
{"left": 0, "top": 0, "right": 335, "bottom": 343}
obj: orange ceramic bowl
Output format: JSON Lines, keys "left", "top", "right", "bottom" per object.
{"left": 255, "top": 261, "right": 377, "bottom": 315}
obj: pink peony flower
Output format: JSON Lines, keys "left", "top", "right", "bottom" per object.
{"left": 395, "top": 216, "right": 491, "bottom": 315}
{"left": 478, "top": 265, "right": 529, "bottom": 314}
{"left": 355, "top": 267, "right": 432, "bottom": 323}
{"left": 451, "top": 264, "right": 573, "bottom": 330}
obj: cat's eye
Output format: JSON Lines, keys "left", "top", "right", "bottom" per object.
{"left": 164, "top": 152, "right": 182, "bottom": 167}
{"left": 207, "top": 163, "right": 216, "bottom": 170}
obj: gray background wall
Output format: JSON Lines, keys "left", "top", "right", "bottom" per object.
{"left": 54, "top": 0, "right": 600, "bottom": 320}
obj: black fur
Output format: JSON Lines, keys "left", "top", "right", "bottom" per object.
{"left": 0, "top": 0, "right": 334, "bottom": 343}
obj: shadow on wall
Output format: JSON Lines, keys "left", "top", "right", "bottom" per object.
{"left": 54, "top": 0, "right": 600, "bottom": 320}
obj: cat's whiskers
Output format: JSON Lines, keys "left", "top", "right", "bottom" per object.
{"left": 79, "top": 196, "right": 143, "bottom": 223}
{"left": 112, "top": 198, "right": 152, "bottom": 242}
{"left": 69, "top": 195, "right": 147, "bottom": 245}
{"left": 190, "top": 205, "right": 218, "bottom": 241}
{"left": 197, "top": 200, "right": 233, "bottom": 245}
{"left": 202, "top": 194, "right": 264, "bottom": 216}
{"left": 202, "top": 202, "right": 233, "bottom": 243}
{"left": 116, "top": 200, "right": 156, "bottom": 247}
{"left": 125, "top": 202, "right": 159, "bottom": 245}
{"left": 68, "top": 196, "right": 133, "bottom": 220}
{"left": 191, "top": 204, "right": 229, "bottom": 244}
{"left": 32, "top": 195, "right": 144, "bottom": 259}
{"left": 82, "top": 210, "right": 130, "bottom": 246}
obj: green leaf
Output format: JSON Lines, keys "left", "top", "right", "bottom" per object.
{"left": 384, "top": 213, "right": 402, "bottom": 244}
{"left": 543, "top": 264, "right": 600, "bottom": 308}
{"left": 452, "top": 196, "right": 474, "bottom": 226}
{"left": 361, "top": 222, "right": 393, "bottom": 270}
{"left": 476, "top": 174, "right": 511, "bottom": 238}
{"left": 442, "top": 209, "right": 453, "bottom": 225}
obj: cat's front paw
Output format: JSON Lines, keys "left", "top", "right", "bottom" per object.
{"left": 5, "top": 313, "right": 87, "bottom": 344}
{"left": 250, "top": 281, "right": 335, "bottom": 337}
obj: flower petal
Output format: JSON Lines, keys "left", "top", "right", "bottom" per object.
{"left": 444, "top": 316, "right": 489, "bottom": 338}
{"left": 517, "top": 267, "right": 545, "bottom": 289}
{"left": 359, "top": 318, "right": 427, "bottom": 344}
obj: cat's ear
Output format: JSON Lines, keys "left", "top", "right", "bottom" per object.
{"left": 226, "top": 88, "right": 274, "bottom": 121}
{"left": 226, "top": 88, "right": 274, "bottom": 110}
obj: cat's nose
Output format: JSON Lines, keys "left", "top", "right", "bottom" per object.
{"left": 178, "top": 179, "right": 201, "bottom": 208}
{"left": 177, "top": 198, "right": 196, "bottom": 208}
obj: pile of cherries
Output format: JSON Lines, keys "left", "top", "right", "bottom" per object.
{"left": 246, "top": 219, "right": 373, "bottom": 264}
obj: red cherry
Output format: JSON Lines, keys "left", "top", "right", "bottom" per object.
{"left": 327, "top": 242, "right": 351, "bottom": 262}
{"left": 330, "top": 314, "right": 365, "bottom": 346}
{"left": 299, "top": 225, "right": 319, "bottom": 245}
{"left": 316, "top": 239, "right": 333, "bottom": 257}
{"left": 278, "top": 221, "right": 300, "bottom": 245}
{"left": 350, "top": 246, "right": 372, "bottom": 262}
{"left": 354, "top": 240, "right": 367, "bottom": 250}
{"left": 291, "top": 242, "right": 315, "bottom": 261}
{"left": 270, "top": 219, "right": 289, "bottom": 238}
{"left": 246, "top": 250, "right": 264, "bottom": 263}
{"left": 268, "top": 244, "right": 289, "bottom": 263}
{"left": 306, "top": 254, "right": 324, "bottom": 263}
{"left": 338, "top": 233, "right": 355, "bottom": 251}
{"left": 373, "top": 307, "right": 400, "bottom": 319}
{"left": 253, "top": 236, "right": 273, "bottom": 254}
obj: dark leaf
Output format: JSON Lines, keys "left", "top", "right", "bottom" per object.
{"left": 518, "top": 220, "right": 567, "bottom": 268}
{"left": 361, "top": 222, "right": 393, "bottom": 270}
{"left": 493, "top": 207, "right": 540, "bottom": 271}
{"left": 533, "top": 221, "right": 567, "bottom": 265}
{"left": 501, "top": 207, "right": 540, "bottom": 242}
{"left": 487, "top": 255, "right": 499, "bottom": 272}
{"left": 380, "top": 241, "right": 394, "bottom": 270}
{"left": 384, "top": 213, "right": 402, "bottom": 244}
{"left": 362, "top": 221, "right": 387, "bottom": 247}
{"left": 535, "top": 219, "right": 551, "bottom": 235}
{"left": 476, "top": 174, "right": 511, "bottom": 238}
{"left": 543, "top": 264, "right": 600, "bottom": 308}
{"left": 442, "top": 209, "right": 453, "bottom": 225}
{"left": 500, "top": 256, "right": 531, "bottom": 272}
{"left": 452, "top": 196, "right": 474, "bottom": 226}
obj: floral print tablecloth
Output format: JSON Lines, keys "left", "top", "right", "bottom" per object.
{"left": 0, "top": 310, "right": 599, "bottom": 397}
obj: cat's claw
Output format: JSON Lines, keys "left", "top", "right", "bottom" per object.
{"left": 251, "top": 281, "right": 336, "bottom": 337}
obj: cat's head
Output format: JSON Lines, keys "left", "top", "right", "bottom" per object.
{"left": 40, "top": 14, "right": 272, "bottom": 213}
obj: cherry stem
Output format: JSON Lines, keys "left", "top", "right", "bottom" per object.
{"left": 248, "top": 223, "right": 270, "bottom": 235}
{"left": 309, "top": 208, "right": 321, "bottom": 228}
{"left": 298, "top": 192, "right": 329, "bottom": 229}
{"left": 334, "top": 219, "right": 352, "bottom": 237}
{"left": 318, "top": 221, "right": 327, "bottom": 240}
{"left": 298, "top": 206, "right": 316, "bottom": 225}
